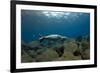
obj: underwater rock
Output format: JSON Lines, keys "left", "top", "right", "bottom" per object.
{"left": 81, "top": 41, "right": 90, "bottom": 51}
{"left": 21, "top": 49, "right": 34, "bottom": 63}
{"left": 28, "top": 41, "right": 42, "bottom": 51}
{"left": 54, "top": 46, "right": 64, "bottom": 57}
{"left": 73, "top": 40, "right": 90, "bottom": 60}
{"left": 29, "top": 41, "right": 40, "bottom": 48}
{"left": 79, "top": 41, "right": 90, "bottom": 60}
{"left": 75, "top": 35, "right": 90, "bottom": 42}
{"left": 36, "top": 49, "right": 59, "bottom": 62}
{"left": 76, "top": 36, "right": 83, "bottom": 42}
{"left": 57, "top": 51, "right": 81, "bottom": 61}
{"left": 73, "top": 50, "right": 81, "bottom": 56}
{"left": 21, "top": 41, "right": 30, "bottom": 50}
{"left": 81, "top": 49, "right": 90, "bottom": 60}
{"left": 22, "top": 40, "right": 43, "bottom": 52}
{"left": 64, "top": 41, "right": 79, "bottom": 53}
{"left": 21, "top": 35, "right": 90, "bottom": 62}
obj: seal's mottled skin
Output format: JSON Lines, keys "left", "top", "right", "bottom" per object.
{"left": 39, "top": 34, "right": 67, "bottom": 43}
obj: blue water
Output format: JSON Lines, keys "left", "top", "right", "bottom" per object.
{"left": 21, "top": 10, "right": 90, "bottom": 43}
